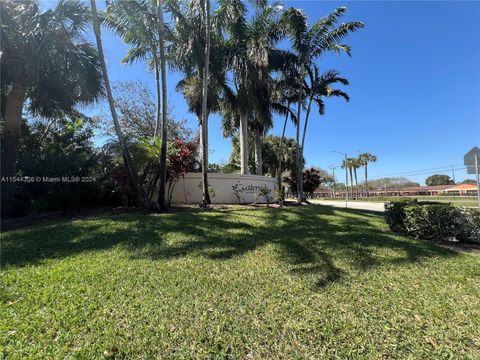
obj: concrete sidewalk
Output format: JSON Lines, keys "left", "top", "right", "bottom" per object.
{"left": 310, "top": 199, "right": 385, "bottom": 212}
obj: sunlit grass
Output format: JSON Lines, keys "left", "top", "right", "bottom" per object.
{"left": 1, "top": 206, "right": 479, "bottom": 358}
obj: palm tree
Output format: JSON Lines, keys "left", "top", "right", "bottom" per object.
{"left": 351, "top": 157, "right": 361, "bottom": 198}
{"left": 90, "top": 0, "right": 150, "bottom": 209}
{"left": 219, "top": 0, "right": 287, "bottom": 175}
{"left": 342, "top": 158, "right": 356, "bottom": 199}
{"left": 168, "top": 0, "right": 229, "bottom": 205}
{"left": 156, "top": 0, "right": 169, "bottom": 211}
{"left": 283, "top": 6, "right": 364, "bottom": 203}
{"left": 1, "top": 0, "right": 104, "bottom": 215}
{"left": 103, "top": 0, "right": 162, "bottom": 138}
{"left": 301, "top": 66, "right": 349, "bottom": 152}
{"left": 359, "top": 153, "right": 377, "bottom": 197}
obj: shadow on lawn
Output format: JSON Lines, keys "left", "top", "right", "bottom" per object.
{"left": 1, "top": 205, "right": 458, "bottom": 289}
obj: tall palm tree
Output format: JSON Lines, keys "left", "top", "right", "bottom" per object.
{"left": 359, "top": 152, "right": 377, "bottom": 197}
{"left": 90, "top": 0, "right": 150, "bottom": 209}
{"left": 1, "top": 0, "right": 104, "bottom": 215}
{"left": 219, "top": 0, "right": 287, "bottom": 175}
{"left": 283, "top": 6, "right": 364, "bottom": 202}
{"left": 301, "top": 66, "right": 349, "bottom": 152}
{"left": 156, "top": 0, "right": 169, "bottom": 211}
{"left": 342, "top": 157, "right": 355, "bottom": 199}
{"left": 168, "top": 0, "right": 229, "bottom": 204}
{"left": 351, "top": 157, "right": 361, "bottom": 198}
{"left": 103, "top": 0, "right": 162, "bottom": 138}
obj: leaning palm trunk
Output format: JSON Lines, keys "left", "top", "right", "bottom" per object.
{"left": 300, "top": 96, "right": 313, "bottom": 158}
{"left": 254, "top": 127, "right": 263, "bottom": 175}
{"left": 90, "top": 0, "right": 149, "bottom": 209}
{"left": 156, "top": 0, "right": 168, "bottom": 211}
{"left": 276, "top": 109, "right": 289, "bottom": 197}
{"left": 1, "top": 80, "right": 27, "bottom": 215}
{"left": 200, "top": 0, "right": 211, "bottom": 205}
{"left": 295, "top": 67, "right": 306, "bottom": 203}
{"left": 239, "top": 110, "right": 249, "bottom": 175}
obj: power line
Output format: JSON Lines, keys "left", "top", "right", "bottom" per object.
{"left": 368, "top": 166, "right": 467, "bottom": 182}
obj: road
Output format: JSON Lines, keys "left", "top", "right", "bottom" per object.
{"left": 310, "top": 199, "right": 385, "bottom": 212}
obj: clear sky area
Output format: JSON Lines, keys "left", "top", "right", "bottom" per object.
{"left": 80, "top": 0, "right": 480, "bottom": 185}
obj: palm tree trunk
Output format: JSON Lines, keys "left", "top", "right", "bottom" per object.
{"left": 1, "top": 79, "right": 26, "bottom": 216}
{"left": 276, "top": 109, "right": 289, "bottom": 195}
{"left": 353, "top": 167, "right": 358, "bottom": 198}
{"left": 239, "top": 110, "right": 249, "bottom": 175}
{"left": 153, "top": 57, "right": 161, "bottom": 138}
{"left": 156, "top": 0, "right": 168, "bottom": 211}
{"left": 295, "top": 67, "right": 306, "bottom": 203}
{"left": 90, "top": 0, "right": 150, "bottom": 209}
{"left": 300, "top": 96, "right": 313, "bottom": 154}
{"left": 364, "top": 163, "right": 369, "bottom": 197}
{"left": 349, "top": 167, "right": 354, "bottom": 199}
{"left": 254, "top": 127, "right": 263, "bottom": 175}
{"left": 200, "top": 0, "right": 211, "bottom": 205}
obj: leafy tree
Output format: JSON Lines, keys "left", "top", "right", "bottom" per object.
{"left": 166, "top": 140, "right": 197, "bottom": 205}
{"left": 14, "top": 114, "right": 119, "bottom": 215}
{"left": 368, "top": 177, "right": 419, "bottom": 190}
{"left": 358, "top": 152, "right": 377, "bottom": 197}
{"left": 461, "top": 179, "right": 477, "bottom": 185}
{"left": 425, "top": 175, "right": 455, "bottom": 186}
{"left": 1, "top": 0, "right": 104, "bottom": 215}
{"left": 283, "top": 167, "right": 333, "bottom": 198}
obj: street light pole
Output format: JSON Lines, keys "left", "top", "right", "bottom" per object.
{"left": 475, "top": 154, "right": 480, "bottom": 209}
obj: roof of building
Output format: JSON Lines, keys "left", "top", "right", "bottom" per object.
{"left": 444, "top": 183, "right": 478, "bottom": 190}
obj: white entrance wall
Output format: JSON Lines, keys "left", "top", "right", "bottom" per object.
{"left": 170, "top": 173, "right": 277, "bottom": 204}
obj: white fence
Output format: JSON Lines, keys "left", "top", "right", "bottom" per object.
{"left": 168, "top": 173, "right": 277, "bottom": 204}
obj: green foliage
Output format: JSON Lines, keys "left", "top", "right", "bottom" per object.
{"left": 425, "top": 174, "right": 455, "bottom": 186}
{"left": 256, "top": 187, "right": 273, "bottom": 207}
{"left": 456, "top": 208, "right": 480, "bottom": 244}
{"left": 13, "top": 115, "right": 118, "bottom": 215}
{"left": 403, "top": 204, "right": 460, "bottom": 241}
{"left": 284, "top": 167, "right": 333, "bottom": 198}
{"left": 385, "top": 201, "right": 479, "bottom": 243}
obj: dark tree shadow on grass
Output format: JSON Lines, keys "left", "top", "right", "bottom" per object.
{"left": 1, "top": 205, "right": 458, "bottom": 289}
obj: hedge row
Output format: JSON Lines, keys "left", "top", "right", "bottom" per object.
{"left": 384, "top": 200, "right": 480, "bottom": 244}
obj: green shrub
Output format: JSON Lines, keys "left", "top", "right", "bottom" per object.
{"left": 384, "top": 200, "right": 417, "bottom": 233}
{"left": 385, "top": 201, "right": 480, "bottom": 243}
{"left": 456, "top": 208, "right": 480, "bottom": 244}
{"left": 403, "top": 204, "right": 460, "bottom": 241}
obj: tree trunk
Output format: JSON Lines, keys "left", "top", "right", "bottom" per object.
{"left": 153, "top": 57, "right": 161, "bottom": 138}
{"left": 239, "top": 110, "right": 249, "bottom": 174}
{"left": 353, "top": 167, "right": 358, "bottom": 198}
{"left": 364, "top": 164, "right": 369, "bottom": 197}
{"left": 90, "top": 0, "right": 150, "bottom": 210}
{"left": 349, "top": 167, "right": 354, "bottom": 199}
{"left": 200, "top": 0, "right": 211, "bottom": 205}
{"left": 156, "top": 0, "right": 168, "bottom": 211}
{"left": 1, "top": 80, "right": 26, "bottom": 216}
{"left": 277, "top": 109, "right": 289, "bottom": 196}
{"left": 254, "top": 127, "right": 263, "bottom": 175}
{"left": 295, "top": 67, "right": 306, "bottom": 203}
{"left": 300, "top": 96, "right": 313, "bottom": 155}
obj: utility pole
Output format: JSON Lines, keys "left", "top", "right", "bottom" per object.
{"left": 331, "top": 151, "right": 348, "bottom": 208}
{"left": 329, "top": 165, "right": 337, "bottom": 198}
{"left": 452, "top": 164, "right": 456, "bottom": 184}
{"left": 476, "top": 154, "right": 480, "bottom": 209}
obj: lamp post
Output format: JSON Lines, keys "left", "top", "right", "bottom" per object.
{"left": 331, "top": 151, "right": 348, "bottom": 208}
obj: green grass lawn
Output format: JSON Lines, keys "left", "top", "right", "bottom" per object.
{"left": 2, "top": 206, "right": 479, "bottom": 358}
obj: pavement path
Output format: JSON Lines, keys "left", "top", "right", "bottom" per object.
{"left": 310, "top": 199, "right": 385, "bottom": 212}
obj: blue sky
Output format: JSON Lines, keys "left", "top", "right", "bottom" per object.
{"left": 85, "top": 0, "right": 479, "bottom": 185}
